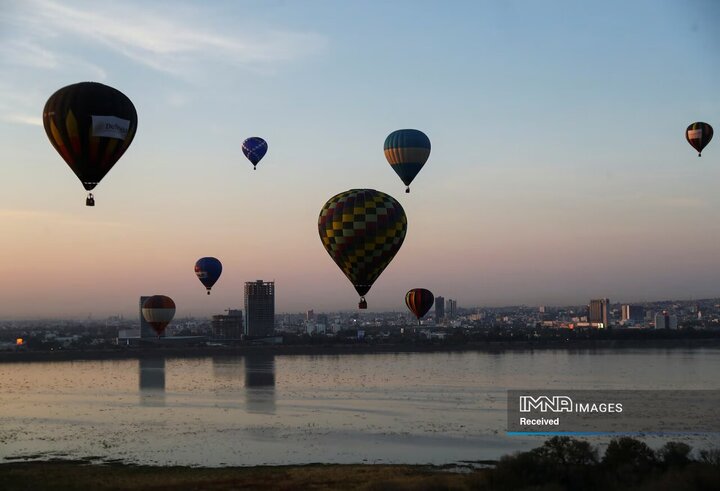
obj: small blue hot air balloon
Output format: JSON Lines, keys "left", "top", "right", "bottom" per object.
{"left": 194, "top": 257, "right": 222, "bottom": 295}
{"left": 242, "top": 137, "right": 268, "bottom": 170}
{"left": 384, "top": 129, "right": 431, "bottom": 193}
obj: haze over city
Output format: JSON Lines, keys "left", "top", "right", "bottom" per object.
{"left": 1, "top": 0, "right": 719, "bottom": 319}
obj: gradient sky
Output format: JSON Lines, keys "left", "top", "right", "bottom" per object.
{"left": 1, "top": 0, "right": 719, "bottom": 319}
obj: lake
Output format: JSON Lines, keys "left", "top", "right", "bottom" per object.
{"left": 1, "top": 349, "right": 719, "bottom": 466}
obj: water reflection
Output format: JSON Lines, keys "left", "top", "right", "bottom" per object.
{"left": 210, "top": 354, "right": 277, "bottom": 413}
{"left": 212, "top": 355, "right": 244, "bottom": 381}
{"left": 244, "top": 354, "right": 275, "bottom": 414}
{"left": 139, "top": 357, "right": 165, "bottom": 406}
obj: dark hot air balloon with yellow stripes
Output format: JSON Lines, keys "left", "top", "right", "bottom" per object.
{"left": 405, "top": 288, "right": 434, "bottom": 324}
{"left": 43, "top": 82, "right": 138, "bottom": 206}
{"left": 686, "top": 122, "right": 713, "bottom": 157}
{"left": 319, "top": 189, "right": 407, "bottom": 309}
{"left": 384, "top": 129, "right": 431, "bottom": 193}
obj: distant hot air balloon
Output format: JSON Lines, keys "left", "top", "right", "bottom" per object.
{"left": 686, "top": 122, "right": 713, "bottom": 157}
{"left": 384, "top": 129, "right": 431, "bottom": 193}
{"left": 405, "top": 288, "right": 434, "bottom": 324}
{"left": 141, "top": 295, "right": 176, "bottom": 337}
{"left": 43, "top": 82, "right": 138, "bottom": 206}
{"left": 242, "top": 137, "right": 268, "bottom": 169}
{"left": 194, "top": 257, "right": 222, "bottom": 295}
{"left": 318, "top": 189, "right": 407, "bottom": 309}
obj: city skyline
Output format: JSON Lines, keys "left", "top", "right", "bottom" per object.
{"left": 2, "top": 292, "right": 717, "bottom": 322}
{"left": 1, "top": 0, "right": 719, "bottom": 318}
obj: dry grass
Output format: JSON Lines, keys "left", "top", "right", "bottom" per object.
{"left": 0, "top": 462, "right": 487, "bottom": 491}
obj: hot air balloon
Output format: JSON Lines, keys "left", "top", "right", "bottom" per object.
{"left": 384, "top": 129, "right": 431, "bottom": 193}
{"left": 318, "top": 189, "right": 407, "bottom": 309}
{"left": 141, "top": 295, "right": 176, "bottom": 337}
{"left": 43, "top": 82, "right": 138, "bottom": 206}
{"left": 194, "top": 257, "right": 222, "bottom": 295}
{"left": 405, "top": 288, "right": 434, "bottom": 324}
{"left": 686, "top": 122, "right": 713, "bottom": 157}
{"left": 242, "top": 137, "right": 268, "bottom": 169}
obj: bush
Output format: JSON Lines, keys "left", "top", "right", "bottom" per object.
{"left": 532, "top": 436, "right": 598, "bottom": 466}
{"left": 657, "top": 442, "right": 692, "bottom": 468}
{"left": 603, "top": 437, "right": 656, "bottom": 469}
{"left": 602, "top": 437, "right": 658, "bottom": 487}
{"left": 489, "top": 438, "right": 599, "bottom": 490}
{"left": 699, "top": 448, "right": 720, "bottom": 466}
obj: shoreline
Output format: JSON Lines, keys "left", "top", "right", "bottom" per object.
{"left": 2, "top": 337, "right": 719, "bottom": 363}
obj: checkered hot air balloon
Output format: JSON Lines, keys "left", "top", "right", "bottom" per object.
{"left": 242, "top": 137, "right": 268, "bottom": 169}
{"left": 43, "top": 82, "right": 138, "bottom": 206}
{"left": 405, "top": 288, "right": 434, "bottom": 324}
{"left": 686, "top": 122, "right": 713, "bottom": 157}
{"left": 141, "top": 295, "right": 176, "bottom": 337}
{"left": 318, "top": 189, "right": 407, "bottom": 309}
{"left": 384, "top": 129, "right": 431, "bottom": 193}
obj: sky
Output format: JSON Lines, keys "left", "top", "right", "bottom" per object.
{"left": 1, "top": 0, "right": 719, "bottom": 319}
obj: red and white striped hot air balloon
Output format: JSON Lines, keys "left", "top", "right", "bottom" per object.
{"left": 141, "top": 295, "right": 176, "bottom": 337}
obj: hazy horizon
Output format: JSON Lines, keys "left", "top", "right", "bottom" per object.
{"left": 0, "top": 292, "right": 714, "bottom": 322}
{"left": 1, "top": 0, "right": 719, "bottom": 318}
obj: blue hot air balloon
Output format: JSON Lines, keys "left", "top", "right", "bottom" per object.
{"left": 384, "top": 129, "right": 431, "bottom": 193}
{"left": 194, "top": 257, "right": 222, "bottom": 295}
{"left": 242, "top": 137, "right": 268, "bottom": 169}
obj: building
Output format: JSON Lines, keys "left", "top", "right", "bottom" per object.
{"left": 588, "top": 298, "right": 610, "bottom": 328}
{"left": 211, "top": 309, "right": 244, "bottom": 340}
{"left": 306, "top": 310, "right": 314, "bottom": 321}
{"left": 654, "top": 311, "right": 678, "bottom": 330}
{"left": 244, "top": 280, "right": 275, "bottom": 337}
{"left": 435, "top": 296, "right": 445, "bottom": 323}
{"left": 621, "top": 305, "right": 645, "bottom": 323}
{"left": 446, "top": 299, "right": 457, "bottom": 320}
{"left": 139, "top": 296, "right": 164, "bottom": 338}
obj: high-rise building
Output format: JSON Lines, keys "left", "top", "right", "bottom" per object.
{"left": 654, "top": 311, "right": 678, "bottom": 330}
{"left": 211, "top": 309, "right": 244, "bottom": 340}
{"left": 621, "top": 305, "right": 645, "bottom": 323}
{"left": 306, "top": 310, "right": 314, "bottom": 321}
{"left": 244, "top": 280, "right": 275, "bottom": 337}
{"left": 435, "top": 296, "right": 445, "bottom": 323}
{"left": 139, "top": 296, "right": 164, "bottom": 338}
{"left": 446, "top": 299, "right": 457, "bottom": 320}
{"left": 588, "top": 298, "right": 610, "bottom": 328}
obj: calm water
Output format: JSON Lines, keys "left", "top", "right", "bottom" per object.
{"left": 1, "top": 349, "right": 719, "bottom": 466}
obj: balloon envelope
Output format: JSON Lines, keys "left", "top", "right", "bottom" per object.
{"left": 242, "top": 137, "right": 268, "bottom": 168}
{"left": 318, "top": 189, "right": 407, "bottom": 308}
{"left": 194, "top": 257, "right": 222, "bottom": 294}
{"left": 43, "top": 82, "right": 138, "bottom": 194}
{"left": 141, "top": 295, "right": 176, "bottom": 336}
{"left": 384, "top": 129, "right": 431, "bottom": 192}
{"left": 405, "top": 288, "right": 434, "bottom": 320}
{"left": 686, "top": 122, "right": 713, "bottom": 156}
